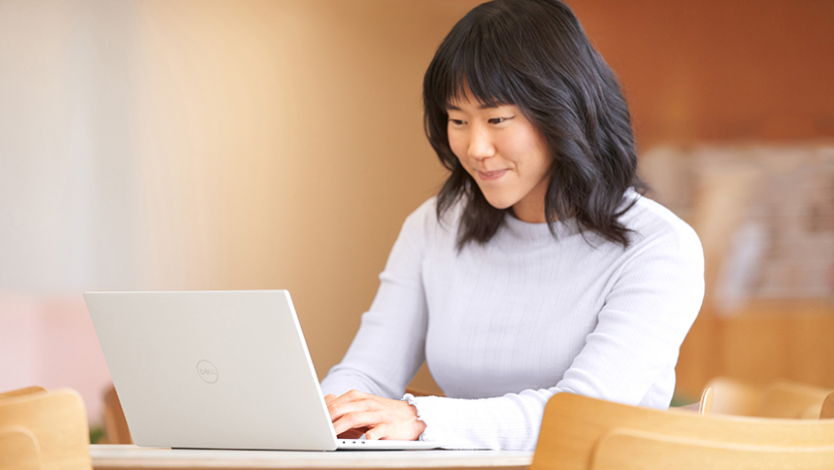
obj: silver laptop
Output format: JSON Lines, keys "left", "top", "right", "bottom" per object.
{"left": 84, "top": 290, "right": 436, "bottom": 451}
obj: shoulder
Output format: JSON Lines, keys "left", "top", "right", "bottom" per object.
{"left": 404, "top": 197, "right": 438, "bottom": 225}
{"left": 401, "top": 196, "right": 461, "bottom": 237}
{"left": 619, "top": 190, "right": 703, "bottom": 263}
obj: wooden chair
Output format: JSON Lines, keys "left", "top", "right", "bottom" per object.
{"left": 0, "top": 385, "right": 48, "bottom": 470}
{"left": 705, "top": 376, "right": 763, "bottom": 416}
{"left": 698, "top": 386, "right": 714, "bottom": 415}
{"left": 0, "top": 386, "right": 47, "bottom": 401}
{"left": 820, "top": 391, "right": 834, "bottom": 419}
{"left": 589, "top": 428, "right": 834, "bottom": 470}
{"left": 0, "top": 388, "right": 91, "bottom": 470}
{"left": 531, "top": 393, "right": 834, "bottom": 470}
{"left": 676, "top": 386, "right": 714, "bottom": 415}
{"left": 757, "top": 380, "right": 832, "bottom": 419}
{"left": 102, "top": 385, "right": 132, "bottom": 444}
{"left": 706, "top": 376, "right": 832, "bottom": 419}
{"left": 0, "top": 426, "right": 42, "bottom": 470}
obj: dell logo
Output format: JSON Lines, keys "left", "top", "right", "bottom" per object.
{"left": 196, "top": 360, "right": 218, "bottom": 384}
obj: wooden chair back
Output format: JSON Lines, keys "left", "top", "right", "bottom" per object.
{"left": 698, "top": 386, "right": 714, "bottom": 415}
{"left": 531, "top": 393, "right": 834, "bottom": 470}
{"left": 705, "top": 376, "right": 763, "bottom": 416}
{"left": 757, "top": 380, "right": 832, "bottom": 419}
{"left": 822, "top": 392, "right": 834, "bottom": 419}
{"left": 102, "top": 385, "right": 132, "bottom": 444}
{"left": 675, "top": 386, "right": 714, "bottom": 415}
{"left": 589, "top": 428, "right": 834, "bottom": 470}
{"left": 0, "top": 387, "right": 47, "bottom": 402}
{"left": 0, "top": 426, "right": 42, "bottom": 470}
{"left": 0, "top": 388, "right": 90, "bottom": 470}
{"left": 706, "top": 376, "right": 832, "bottom": 419}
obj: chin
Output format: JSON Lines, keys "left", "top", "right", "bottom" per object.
{"left": 482, "top": 195, "right": 515, "bottom": 211}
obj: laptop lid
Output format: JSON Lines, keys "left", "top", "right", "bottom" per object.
{"left": 85, "top": 290, "right": 345, "bottom": 451}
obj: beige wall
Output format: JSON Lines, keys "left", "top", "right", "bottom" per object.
{"left": 128, "top": 0, "right": 478, "bottom": 383}
{"left": 0, "top": 0, "right": 479, "bottom": 396}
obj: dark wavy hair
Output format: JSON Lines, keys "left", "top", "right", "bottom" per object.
{"left": 423, "top": 0, "right": 644, "bottom": 249}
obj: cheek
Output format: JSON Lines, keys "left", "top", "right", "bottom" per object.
{"left": 514, "top": 130, "right": 551, "bottom": 175}
{"left": 447, "top": 131, "right": 467, "bottom": 162}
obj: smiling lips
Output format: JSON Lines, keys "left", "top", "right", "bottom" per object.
{"left": 477, "top": 169, "right": 508, "bottom": 180}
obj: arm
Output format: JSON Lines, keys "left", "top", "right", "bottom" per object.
{"left": 320, "top": 203, "right": 431, "bottom": 400}
{"left": 407, "top": 225, "right": 705, "bottom": 450}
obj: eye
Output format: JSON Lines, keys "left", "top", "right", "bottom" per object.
{"left": 448, "top": 118, "right": 466, "bottom": 126}
{"left": 488, "top": 116, "right": 515, "bottom": 125}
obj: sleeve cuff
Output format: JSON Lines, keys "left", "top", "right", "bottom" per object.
{"left": 401, "top": 393, "right": 429, "bottom": 442}
{"left": 401, "top": 393, "right": 495, "bottom": 450}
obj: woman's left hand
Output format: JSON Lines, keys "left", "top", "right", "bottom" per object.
{"left": 324, "top": 390, "right": 426, "bottom": 441}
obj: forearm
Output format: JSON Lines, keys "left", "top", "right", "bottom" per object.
{"left": 405, "top": 388, "right": 557, "bottom": 451}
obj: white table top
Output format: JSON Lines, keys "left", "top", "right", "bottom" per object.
{"left": 90, "top": 445, "right": 534, "bottom": 470}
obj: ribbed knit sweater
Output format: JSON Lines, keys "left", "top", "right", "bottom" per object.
{"left": 320, "top": 191, "right": 705, "bottom": 451}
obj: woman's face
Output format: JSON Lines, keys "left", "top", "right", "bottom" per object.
{"left": 446, "top": 88, "right": 552, "bottom": 223}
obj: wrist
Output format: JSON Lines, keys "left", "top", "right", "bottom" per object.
{"left": 410, "top": 403, "right": 427, "bottom": 437}
{"left": 402, "top": 393, "right": 427, "bottom": 440}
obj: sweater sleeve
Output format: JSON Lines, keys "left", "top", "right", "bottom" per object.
{"left": 319, "top": 202, "right": 431, "bottom": 399}
{"left": 406, "top": 224, "right": 705, "bottom": 451}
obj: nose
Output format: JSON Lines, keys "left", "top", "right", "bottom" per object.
{"left": 467, "top": 123, "right": 495, "bottom": 161}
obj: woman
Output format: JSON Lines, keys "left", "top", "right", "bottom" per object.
{"left": 320, "top": 0, "right": 704, "bottom": 451}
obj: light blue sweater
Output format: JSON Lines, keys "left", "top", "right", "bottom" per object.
{"left": 321, "top": 191, "right": 704, "bottom": 450}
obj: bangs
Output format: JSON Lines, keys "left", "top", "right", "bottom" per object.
{"left": 426, "top": 10, "right": 527, "bottom": 111}
{"left": 439, "top": 63, "right": 517, "bottom": 110}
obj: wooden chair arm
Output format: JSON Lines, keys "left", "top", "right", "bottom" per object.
{"left": 0, "top": 386, "right": 48, "bottom": 402}
{"left": 0, "top": 425, "right": 42, "bottom": 470}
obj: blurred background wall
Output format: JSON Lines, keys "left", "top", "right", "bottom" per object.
{"left": 0, "top": 0, "right": 832, "bottom": 425}
{"left": 0, "top": 0, "right": 472, "bottom": 422}
{"left": 568, "top": 0, "right": 834, "bottom": 400}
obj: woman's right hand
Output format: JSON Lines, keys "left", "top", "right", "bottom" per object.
{"left": 324, "top": 390, "right": 425, "bottom": 441}
{"left": 324, "top": 393, "right": 368, "bottom": 439}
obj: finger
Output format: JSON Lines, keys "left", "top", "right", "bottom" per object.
{"left": 332, "top": 410, "right": 383, "bottom": 435}
{"left": 324, "top": 394, "right": 337, "bottom": 404}
{"left": 328, "top": 397, "right": 379, "bottom": 421}
{"left": 365, "top": 424, "right": 389, "bottom": 441}
{"left": 326, "top": 390, "right": 369, "bottom": 416}
{"left": 332, "top": 410, "right": 385, "bottom": 436}
{"left": 328, "top": 390, "right": 371, "bottom": 407}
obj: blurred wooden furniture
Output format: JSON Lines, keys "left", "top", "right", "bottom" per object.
{"left": 673, "top": 155, "right": 834, "bottom": 398}
{"left": 0, "top": 426, "right": 42, "bottom": 470}
{"left": 758, "top": 380, "right": 832, "bottom": 419}
{"left": 704, "top": 376, "right": 762, "bottom": 416}
{"left": 0, "top": 386, "right": 47, "bottom": 401}
{"left": 706, "top": 376, "right": 832, "bottom": 419}
{"left": 530, "top": 393, "right": 834, "bottom": 470}
{"left": 698, "top": 386, "right": 714, "bottom": 415}
{"left": 0, "top": 387, "right": 91, "bottom": 470}
{"left": 89, "top": 445, "right": 532, "bottom": 470}
{"left": 679, "top": 299, "right": 834, "bottom": 405}
{"left": 589, "top": 428, "right": 834, "bottom": 470}
{"left": 675, "top": 386, "right": 714, "bottom": 415}
{"left": 821, "top": 391, "right": 834, "bottom": 419}
{"left": 102, "top": 385, "right": 133, "bottom": 445}
{"left": 674, "top": 162, "right": 760, "bottom": 396}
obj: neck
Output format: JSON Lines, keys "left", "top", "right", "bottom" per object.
{"left": 511, "top": 181, "right": 550, "bottom": 223}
